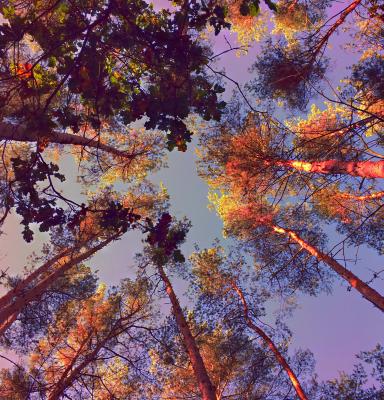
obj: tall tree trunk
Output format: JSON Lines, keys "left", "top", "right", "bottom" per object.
{"left": 271, "top": 225, "right": 384, "bottom": 311}
{"left": 0, "top": 233, "right": 121, "bottom": 336}
{"left": 157, "top": 264, "right": 217, "bottom": 400}
{"left": 0, "top": 233, "right": 100, "bottom": 309}
{"left": 230, "top": 281, "right": 308, "bottom": 400}
{"left": 338, "top": 190, "right": 384, "bottom": 201}
{"left": 0, "top": 247, "right": 73, "bottom": 309}
{"left": 0, "top": 311, "right": 18, "bottom": 336}
{"left": 313, "top": 0, "right": 362, "bottom": 56}
{"left": 0, "top": 122, "right": 135, "bottom": 159}
{"left": 275, "top": 159, "right": 384, "bottom": 178}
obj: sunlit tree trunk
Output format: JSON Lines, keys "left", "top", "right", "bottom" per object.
{"left": 0, "top": 247, "right": 72, "bottom": 309}
{"left": 230, "top": 280, "right": 308, "bottom": 400}
{"left": 157, "top": 264, "right": 217, "bottom": 400}
{"left": 338, "top": 191, "right": 384, "bottom": 201}
{"left": 313, "top": 0, "right": 362, "bottom": 56}
{"left": 271, "top": 225, "right": 384, "bottom": 311}
{"left": 274, "top": 159, "right": 384, "bottom": 178}
{"left": 0, "top": 312, "right": 18, "bottom": 336}
{"left": 0, "top": 122, "right": 136, "bottom": 159}
{"left": 0, "top": 232, "right": 120, "bottom": 336}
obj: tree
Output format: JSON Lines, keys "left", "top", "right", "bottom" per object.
{"left": 1, "top": 263, "right": 97, "bottom": 350}
{"left": 198, "top": 108, "right": 384, "bottom": 310}
{"left": 0, "top": 0, "right": 228, "bottom": 150}
{"left": 0, "top": 182, "right": 165, "bottom": 336}
{"left": 149, "top": 312, "right": 314, "bottom": 399}
{"left": 145, "top": 246, "right": 314, "bottom": 399}
{"left": 0, "top": 278, "right": 154, "bottom": 399}
{"left": 191, "top": 246, "right": 310, "bottom": 400}
{"left": 0, "top": 232, "right": 119, "bottom": 337}
{"left": 248, "top": 0, "right": 368, "bottom": 110}
{"left": 208, "top": 184, "right": 384, "bottom": 310}
{"left": 0, "top": 0, "right": 232, "bottom": 241}
{"left": 1, "top": 0, "right": 383, "bottom": 397}
{"left": 144, "top": 213, "right": 217, "bottom": 400}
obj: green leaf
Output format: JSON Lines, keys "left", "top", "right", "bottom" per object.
{"left": 47, "top": 56, "right": 57, "bottom": 68}
{"left": 249, "top": 1, "right": 260, "bottom": 16}
{"left": 2, "top": 5, "right": 15, "bottom": 18}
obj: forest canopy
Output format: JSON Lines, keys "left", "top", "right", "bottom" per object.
{"left": 0, "top": 0, "right": 383, "bottom": 399}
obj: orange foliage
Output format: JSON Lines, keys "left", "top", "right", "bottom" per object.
{"left": 29, "top": 285, "right": 117, "bottom": 395}
{"left": 225, "top": 0, "right": 268, "bottom": 45}
{"left": 313, "top": 188, "right": 364, "bottom": 224}
{"left": 295, "top": 106, "right": 345, "bottom": 140}
{"left": 37, "top": 136, "right": 50, "bottom": 152}
{"left": 221, "top": 121, "right": 278, "bottom": 197}
{"left": 78, "top": 213, "right": 98, "bottom": 239}
{"left": 15, "top": 62, "right": 33, "bottom": 79}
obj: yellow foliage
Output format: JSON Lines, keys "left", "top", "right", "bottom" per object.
{"left": 93, "top": 359, "right": 134, "bottom": 399}
{"left": 352, "top": 13, "right": 384, "bottom": 58}
{"left": 357, "top": 99, "right": 384, "bottom": 137}
{"left": 208, "top": 190, "right": 232, "bottom": 222}
{"left": 272, "top": 2, "right": 312, "bottom": 41}
{"left": 226, "top": 0, "right": 268, "bottom": 46}
{"left": 290, "top": 103, "right": 348, "bottom": 138}
{"left": 190, "top": 246, "right": 227, "bottom": 294}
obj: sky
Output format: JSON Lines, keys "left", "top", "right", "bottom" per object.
{"left": 0, "top": 0, "right": 383, "bottom": 386}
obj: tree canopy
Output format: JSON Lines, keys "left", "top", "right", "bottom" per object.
{"left": 0, "top": 0, "right": 383, "bottom": 399}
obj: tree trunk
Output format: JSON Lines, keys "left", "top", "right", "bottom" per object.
{"left": 0, "top": 122, "right": 135, "bottom": 159}
{"left": 48, "top": 318, "right": 127, "bottom": 400}
{"left": 0, "top": 311, "right": 18, "bottom": 336}
{"left": 157, "top": 264, "right": 217, "bottom": 400}
{"left": 272, "top": 225, "right": 384, "bottom": 311}
{"left": 0, "top": 233, "right": 121, "bottom": 336}
{"left": 339, "top": 190, "right": 384, "bottom": 201}
{"left": 313, "top": 0, "right": 362, "bottom": 56}
{"left": 47, "top": 328, "right": 117, "bottom": 400}
{"left": 0, "top": 247, "right": 73, "bottom": 309}
{"left": 230, "top": 281, "right": 308, "bottom": 400}
{"left": 276, "top": 159, "right": 384, "bottom": 178}
{"left": 48, "top": 332, "right": 94, "bottom": 400}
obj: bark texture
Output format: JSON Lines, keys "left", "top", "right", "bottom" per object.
{"left": 157, "top": 264, "right": 217, "bottom": 400}
{"left": 276, "top": 159, "right": 384, "bottom": 178}
{"left": 231, "top": 280, "right": 308, "bottom": 400}
{"left": 0, "top": 122, "right": 134, "bottom": 159}
{"left": 272, "top": 225, "right": 384, "bottom": 312}
{"left": 0, "top": 233, "right": 121, "bottom": 336}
